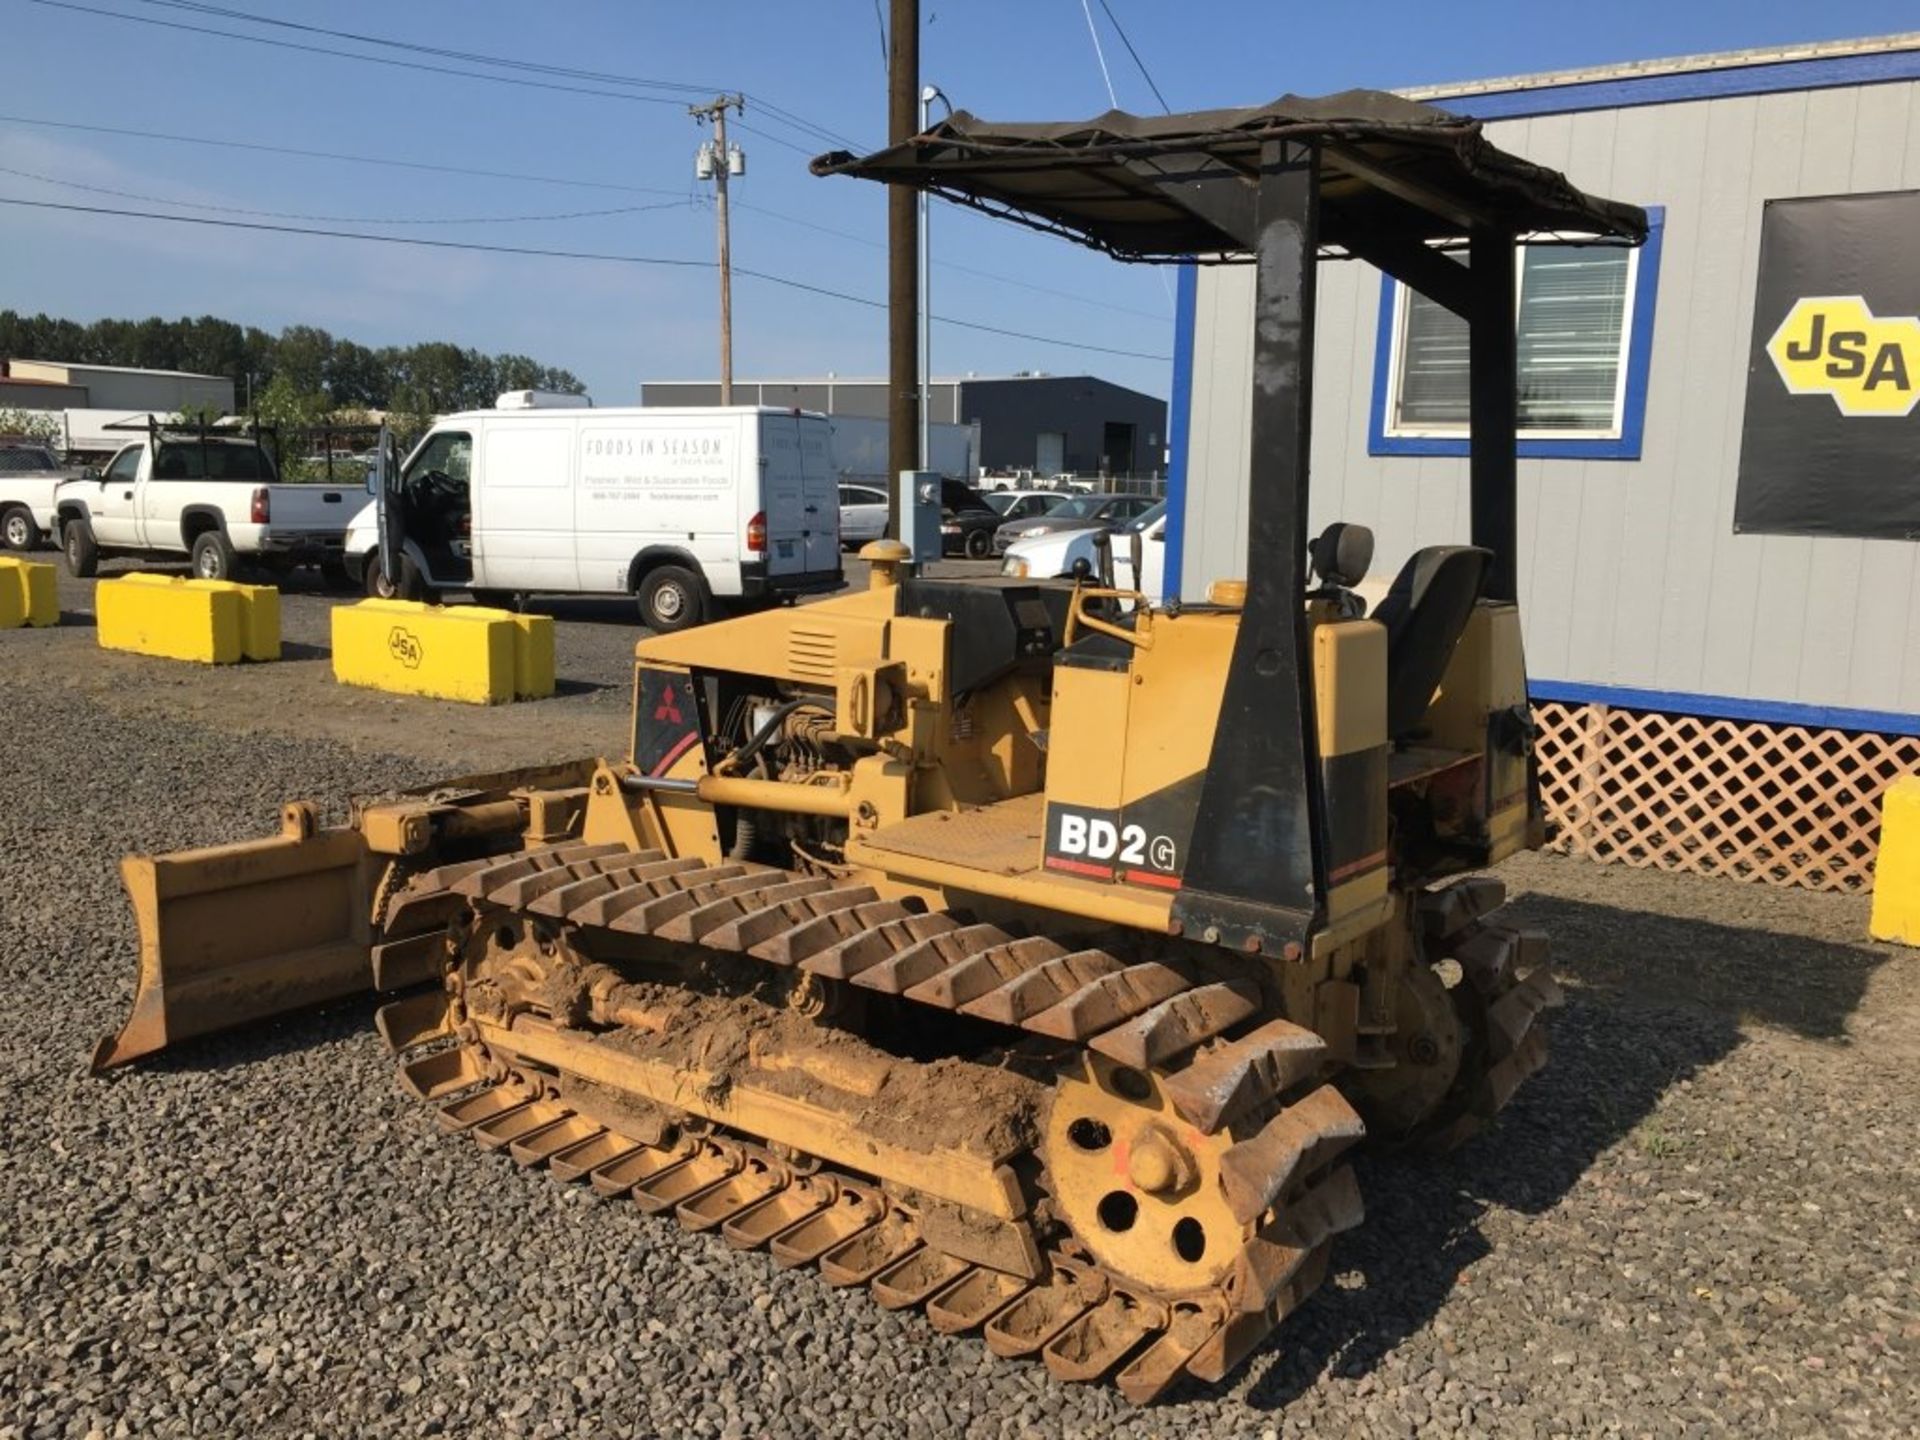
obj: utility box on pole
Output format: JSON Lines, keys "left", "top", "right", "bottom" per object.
{"left": 898, "top": 470, "right": 942, "bottom": 566}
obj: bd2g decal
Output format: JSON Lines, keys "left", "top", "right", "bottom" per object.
{"left": 1044, "top": 802, "right": 1182, "bottom": 889}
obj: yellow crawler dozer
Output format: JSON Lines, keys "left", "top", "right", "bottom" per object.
{"left": 92, "top": 91, "right": 1645, "bottom": 1402}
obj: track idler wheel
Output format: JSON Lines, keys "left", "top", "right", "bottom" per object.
{"left": 1042, "top": 1051, "right": 1364, "bottom": 1304}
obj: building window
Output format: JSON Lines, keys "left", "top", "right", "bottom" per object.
{"left": 1368, "top": 207, "right": 1664, "bottom": 460}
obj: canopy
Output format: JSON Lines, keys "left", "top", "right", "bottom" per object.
{"left": 812, "top": 89, "right": 1647, "bottom": 261}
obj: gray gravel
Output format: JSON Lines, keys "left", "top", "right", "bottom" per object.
{"left": 3, "top": 585, "right": 1918, "bottom": 1437}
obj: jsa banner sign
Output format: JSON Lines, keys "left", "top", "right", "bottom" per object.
{"left": 1735, "top": 192, "right": 1920, "bottom": 539}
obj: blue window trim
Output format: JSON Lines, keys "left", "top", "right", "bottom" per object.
{"left": 1161, "top": 262, "right": 1196, "bottom": 602}
{"left": 1366, "top": 206, "right": 1665, "bottom": 460}
{"left": 1529, "top": 678, "right": 1920, "bottom": 738}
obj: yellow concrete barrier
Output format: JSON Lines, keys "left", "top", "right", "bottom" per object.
{"left": 0, "top": 556, "right": 58, "bottom": 628}
{"left": 332, "top": 600, "right": 554, "bottom": 704}
{"left": 95, "top": 574, "right": 281, "bottom": 664}
{"left": 1870, "top": 774, "right": 1920, "bottom": 945}
{"left": 480, "top": 606, "right": 556, "bottom": 701}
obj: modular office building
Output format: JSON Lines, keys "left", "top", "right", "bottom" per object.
{"left": 1168, "top": 34, "right": 1920, "bottom": 892}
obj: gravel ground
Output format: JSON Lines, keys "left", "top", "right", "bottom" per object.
{"left": 2, "top": 574, "right": 1917, "bottom": 1438}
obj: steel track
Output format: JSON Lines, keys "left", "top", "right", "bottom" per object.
{"left": 373, "top": 841, "right": 1559, "bottom": 1401}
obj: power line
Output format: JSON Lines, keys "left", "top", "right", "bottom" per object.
{"left": 0, "top": 163, "right": 697, "bottom": 226}
{"left": 0, "top": 113, "right": 691, "bottom": 196}
{"left": 730, "top": 120, "right": 817, "bottom": 157}
{"left": 129, "top": 0, "right": 715, "bottom": 97}
{"left": 0, "top": 196, "right": 1174, "bottom": 362}
{"left": 1094, "top": 0, "right": 1171, "bottom": 113}
{"left": 0, "top": 194, "right": 712, "bottom": 265}
{"left": 130, "top": 0, "right": 868, "bottom": 149}
{"left": 26, "top": 0, "right": 684, "bottom": 106}
{"left": 1078, "top": 0, "right": 1120, "bottom": 110}
{"left": 1067, "top": 0, "right": 1167, "bottom": 314}
{"left": 733, "top": 199, "right": 1167, "bottom": 320}
{"left": 36, "top": 0, "right": 865, "bottom": 153}
{"left": 1, "top": 111, "right": 1156, "bottom": 322}
{"left": 737, "top": 97, "right": 864, "bottom": 152}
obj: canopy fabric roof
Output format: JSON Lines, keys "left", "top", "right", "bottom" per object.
{"left": 811, "top": 89, "right": 1647, "bottom": 261}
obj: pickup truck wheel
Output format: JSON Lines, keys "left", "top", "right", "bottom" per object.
{"left": 638, "top": 565, "right": 707, "bottom": 633}
{"left": 2, "top": 506, "right": 40, "bottom": 552}
{"left": 320, "top": 558, "right": 351, "bottom": 590}
{"left": 191, "top": 531, "right": 237, "bottom": 581}
{"left": 63, "top": 519, "right": 98, "bottom": 577}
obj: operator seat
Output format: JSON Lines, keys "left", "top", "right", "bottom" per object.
{"left": 1369, "top": 545, "right": 1491, "bottom": 742}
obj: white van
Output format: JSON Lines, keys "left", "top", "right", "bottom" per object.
{"left": 349, "top": 402, "right": 842, "bottom": 631}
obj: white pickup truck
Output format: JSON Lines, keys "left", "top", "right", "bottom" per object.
{"left": 0, "top": 441, "right": 85, "bottom": 552}
{"left": 53, "top": 432, "right": 357, "bottom": 581}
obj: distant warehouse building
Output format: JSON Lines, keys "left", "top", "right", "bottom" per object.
{"left": 1168, "top": 33, "right": 1920, "bottom": 893}
{"left": 642, "top": 374, "right": 1167, "bottom": 481}
{"left": 0, "top": 359, "right": 237, "bottom": 457}
{"left": 1, "top": 359, "right": 233, "bottom": 415}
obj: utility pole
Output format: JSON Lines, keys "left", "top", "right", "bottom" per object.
{"left": 919, "top": 84, "right": 949, "bottom": 472}
{"left": 887, "top": 0, "right": 919, "bottom": 537}
{"left": 691, "top": 94, "right": 746, "bottom": 405}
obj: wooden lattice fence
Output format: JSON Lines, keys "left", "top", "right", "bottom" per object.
{"left": 1532, "top": 700, "right": 1920, "bottom": 893}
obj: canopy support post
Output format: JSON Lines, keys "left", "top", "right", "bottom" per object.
{"left": 1172, "top": 141, "right": 1322, "bottom": 953}
{"left": 1469, "top": 225, "right": 1519, "bottom": 602}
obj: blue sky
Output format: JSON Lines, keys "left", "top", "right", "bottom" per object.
{"left": 5, "top": 0, "right": 1917, "bottom": 403}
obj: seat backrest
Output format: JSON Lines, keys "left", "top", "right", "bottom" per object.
{"left": 1368, "top": 545, "right": 1491, "bottom": 740}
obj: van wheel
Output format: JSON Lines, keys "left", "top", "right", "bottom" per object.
{"left": 365, "top": 557, "right": 397, "bottom": 599}
{"left": 64, "top": 519, "right": 99, "bottom": 577}
{"left": 638, "top": 565, "right": 707, "bottom": 633}
{"left": 2, "top": 506, "right": 40, "bottom": 552}
{"left": 191, "top": 530, "right": 237, "bottom": 581}
{"left": 366, "top": 556, "right": 428, "bottom": 602}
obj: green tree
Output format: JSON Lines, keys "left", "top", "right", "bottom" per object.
{"left": 0, "top": 311, "right": 586, "bottom": 416}
{"left": 274, "top": 325, "right": 334, "bottom": 397}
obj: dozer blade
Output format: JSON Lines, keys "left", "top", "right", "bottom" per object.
{"left": 91, "top": 812, "right": 375, "bottom": 1073}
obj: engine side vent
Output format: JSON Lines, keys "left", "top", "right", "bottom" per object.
{"left": 787, "top": 626, "right": 837, "bottom": 681}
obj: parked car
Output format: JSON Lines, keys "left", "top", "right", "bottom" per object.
{"left": 347, "top": 398, "right": 842, "bottom": 633}
{"left": 991, "top": 490, "right": 1158, "bottom": 554}
{"left": 0, "top": 441, "right": 85, "bottom": 552}
{"left": 938, "top": 479, "right": 1002, "bottom": 559}
{"left": 983, "top": 489, "right": 1066, "bottom": 524}
{"left": 838, "top": 482, "right": 889, "bottom": 548}
{"left": 53, "top": 429, "right": 356, "bottom": 580}
{"left": 1000, "top": 500, "right": 1167, "bottom": 597}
